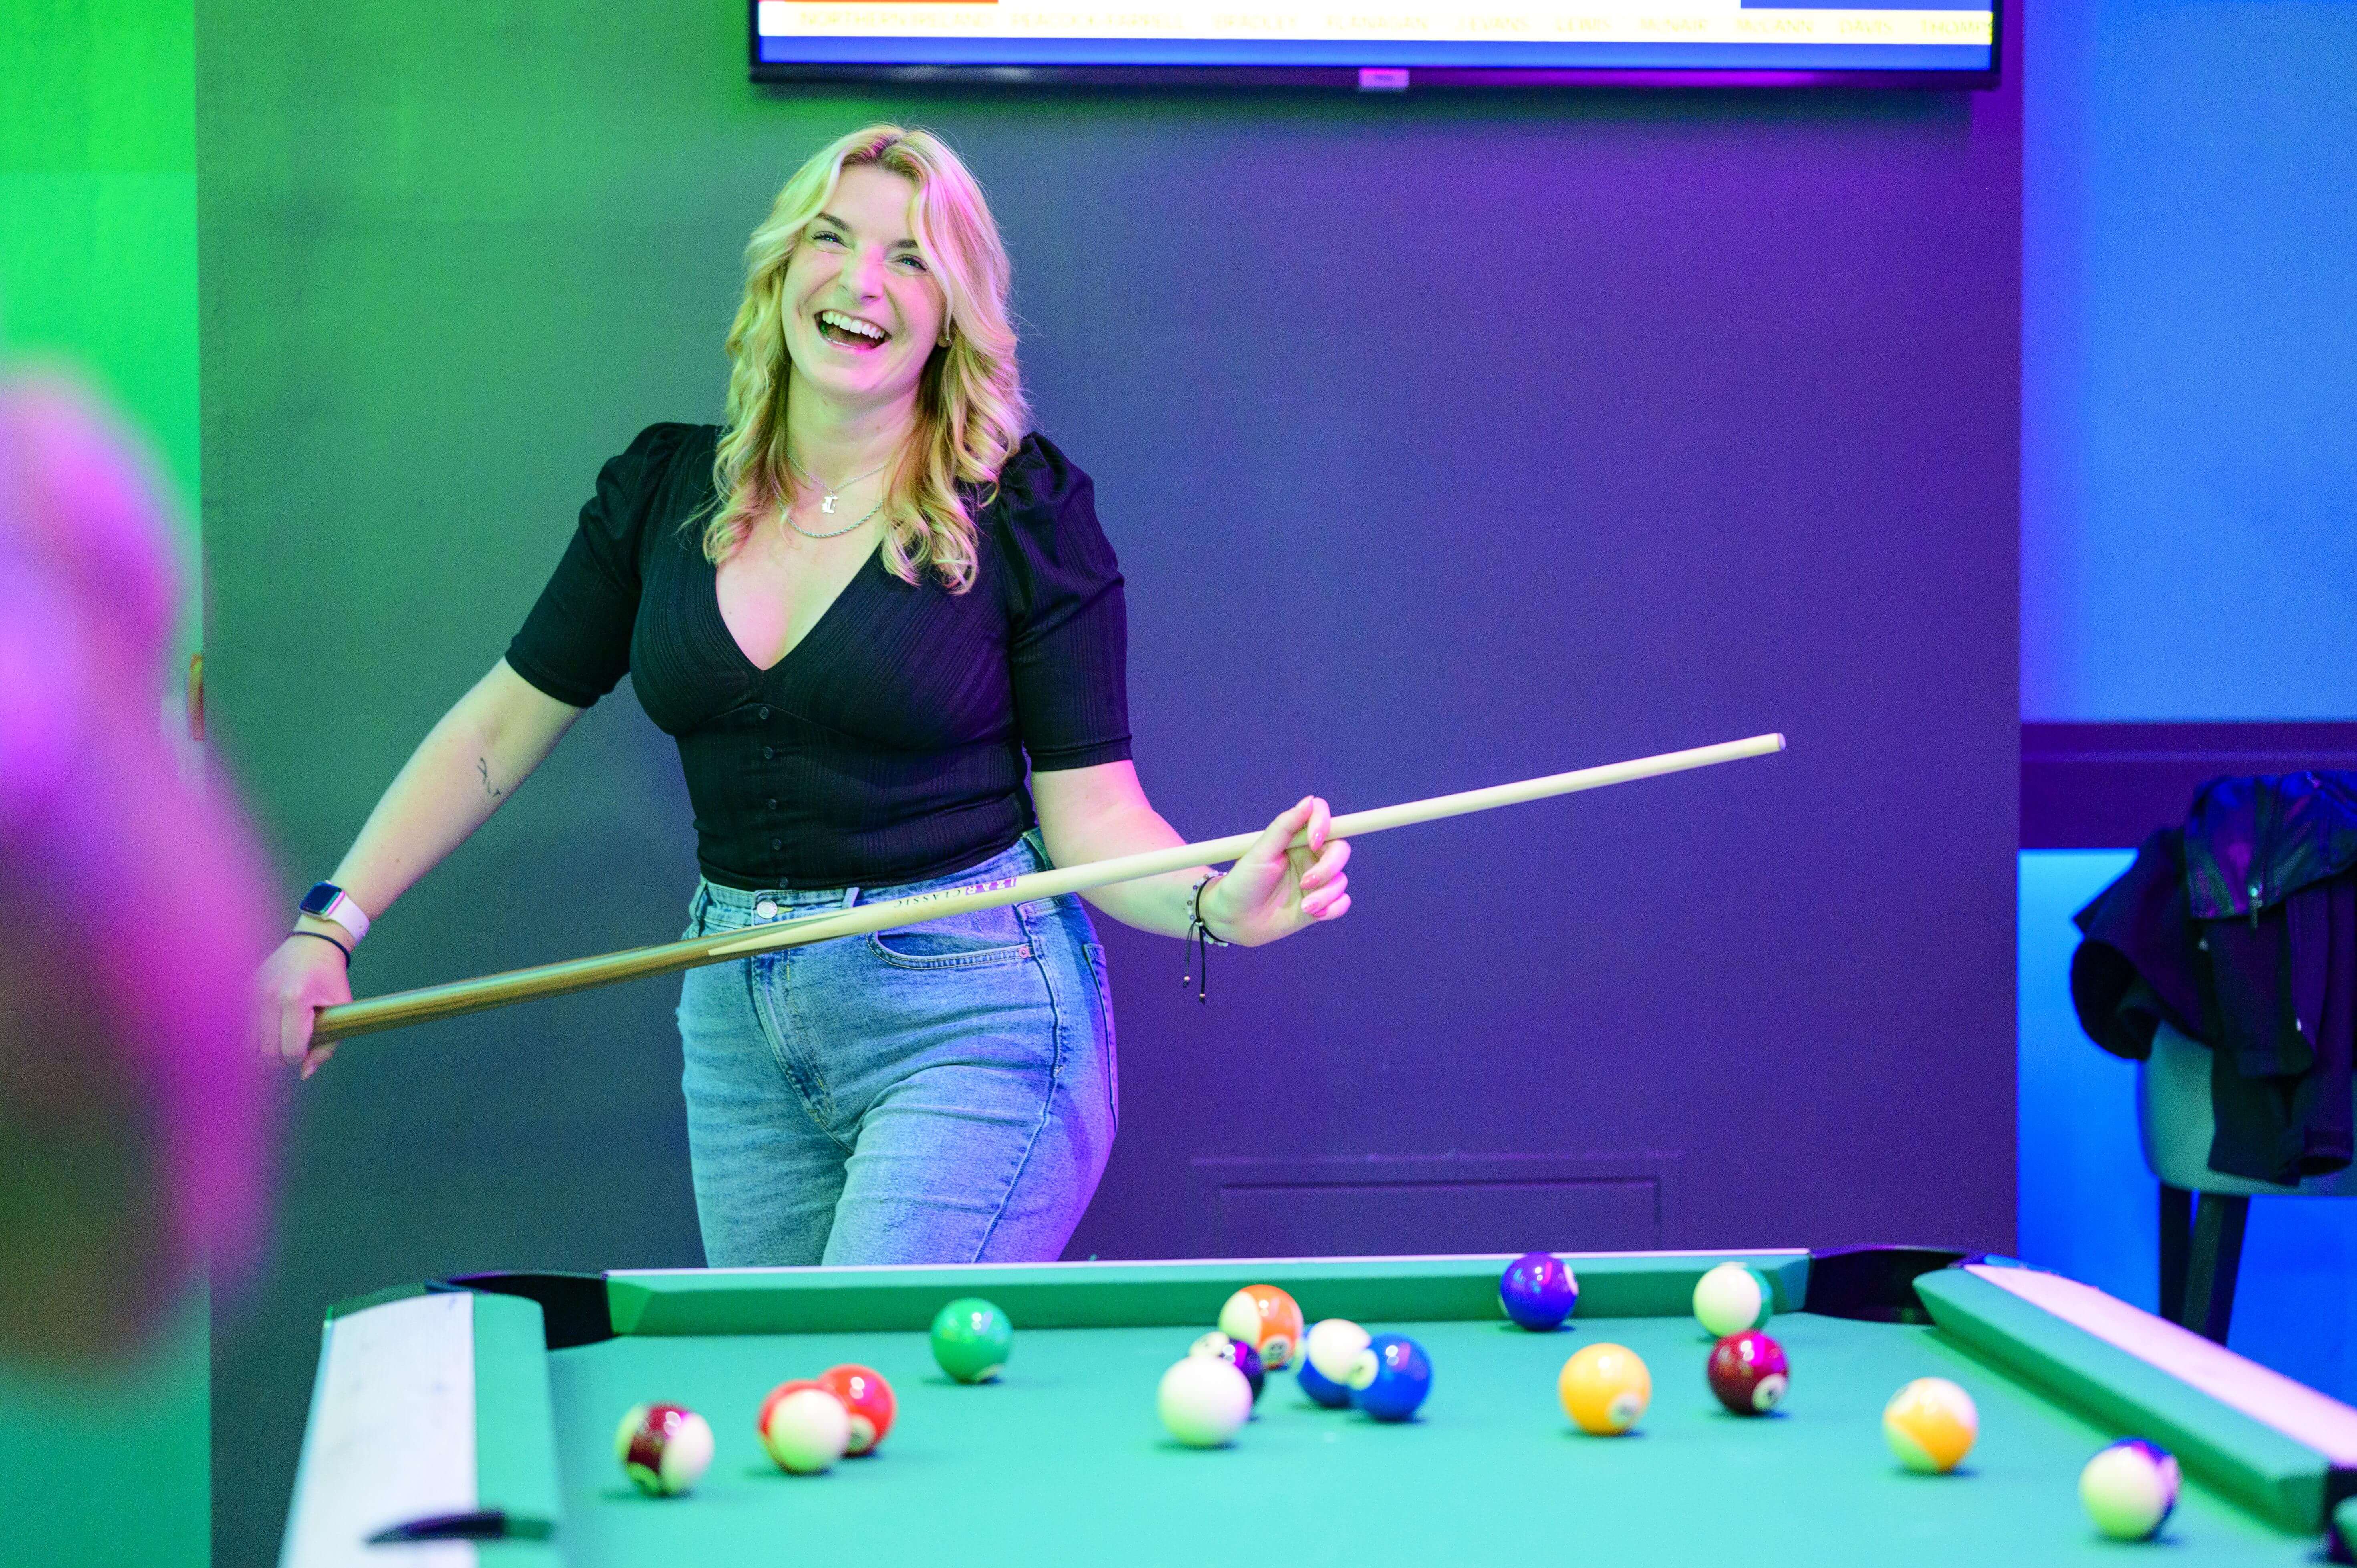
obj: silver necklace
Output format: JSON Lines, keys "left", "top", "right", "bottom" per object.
{"left": 787, "top": 454, "right": 890, "bottom": 517}
{"left": 784, "top": 493, "right": 883, "bottom": 540}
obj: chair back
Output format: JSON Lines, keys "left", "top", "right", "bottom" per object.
{"left": 2139, "top": 1021, "right": 2357, "bottom": 1197}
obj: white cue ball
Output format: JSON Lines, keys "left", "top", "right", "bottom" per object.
{"left": 1157, "top": 1355, "right": 1253, "bottom": 1448}
{"left": 1692, "top": 1262, "right": 1773, "bottom": 1339}
{"left": 761, "top": 1387, "right": 851, "bottom": 1475}
{"left": 1304, "top": 1318, "right": 1373, "bottom": 1385}
{"left": 2079, "top": 1439, "right": 2180, "bottom": 1540}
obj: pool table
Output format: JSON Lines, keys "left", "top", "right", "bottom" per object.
{"left": 279, "top": 1249, "right": 2357, "bottom": 1566}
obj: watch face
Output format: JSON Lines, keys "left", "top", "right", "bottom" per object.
{"left": 300, "top": 882, "right": 341, "bottom": 916}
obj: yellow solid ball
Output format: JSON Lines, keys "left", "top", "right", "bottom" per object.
{"left": 1883, "top": 1377, "right": 1978, "bottom": 1473}
{"left": 1559, "top": 1342, "right": 1652, "bottom": 1435}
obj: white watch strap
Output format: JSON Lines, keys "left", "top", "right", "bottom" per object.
{"left": 316, "top": 890, "right": 371, "bottom": 943}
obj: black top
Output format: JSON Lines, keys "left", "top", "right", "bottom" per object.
{"left": 506, "top": 422, "right": 1132, "bottom": 890}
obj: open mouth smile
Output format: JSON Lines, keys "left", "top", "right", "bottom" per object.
{"left": 816, "top": 309, "right": 892, "bottom": 352}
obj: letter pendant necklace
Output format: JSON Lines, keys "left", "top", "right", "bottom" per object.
{"left": 788, "top": 454, "right": 890, "bottom": 516}
{"left": 786, "top": 494, "right": 883, "bottom": 540}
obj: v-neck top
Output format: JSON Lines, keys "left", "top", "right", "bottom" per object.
{"left": 505, "top": 422, "right": 1132, "bottom": 890}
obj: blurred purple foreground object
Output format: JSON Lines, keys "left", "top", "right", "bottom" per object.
{"left": 0, "top": 370, "right": 278, "bottom": 1361}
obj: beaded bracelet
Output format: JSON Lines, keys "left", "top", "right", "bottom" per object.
{"left": 1181, "top": 872, "right": 1231, "bottom": 1004}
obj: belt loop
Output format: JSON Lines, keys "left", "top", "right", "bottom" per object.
{"left": 842, "top": 885, "right": 862, "bottom": 909}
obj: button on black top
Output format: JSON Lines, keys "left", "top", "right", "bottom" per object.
{"left": 506, "top": 423, "right": 1131, "bottom": 890}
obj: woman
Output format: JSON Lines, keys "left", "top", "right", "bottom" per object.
{"left": 255, "top": 125, "right": 1352, "bottom": 1267}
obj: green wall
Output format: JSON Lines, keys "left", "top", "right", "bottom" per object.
{"left": 199, "top": 8, "right": 877, "bottom": 1560}
{"left": 0, "top": 1293, "right": 210, "bottom": 1568}
{"left": 0, "top": 6, "right": 207, "bottom": 1567}
{"left": 0, "top": 0, "right": 202, "bottom": 652}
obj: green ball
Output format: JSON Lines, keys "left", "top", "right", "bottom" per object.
{"left": 930, "top": 1297, "right": 1014, "bottom": 1383}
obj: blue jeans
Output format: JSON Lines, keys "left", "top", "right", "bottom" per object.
{"left": 675, "top": 833, "right": 1118, "bottom": 1267}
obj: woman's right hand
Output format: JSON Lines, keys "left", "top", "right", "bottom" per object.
{"left": 254, "top": 932, "right": 352, "bottom": 1079}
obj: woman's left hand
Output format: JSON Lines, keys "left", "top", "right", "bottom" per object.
{"left": 1198, "top": 795, "right": 1352, "bottom": 946}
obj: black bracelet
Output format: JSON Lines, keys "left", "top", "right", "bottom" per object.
{"left": 289, "top": 928, "right": 352, "bottom": 966}
{"left": 1181, "top": 872, "right": 1232, "bottom": 1004}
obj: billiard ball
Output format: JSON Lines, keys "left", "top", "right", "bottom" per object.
{"left": 817, "top": 1364, "right": 896, "bottom": 1455}
{"left": 1303, "top": 1317, "right": 1372, "bottom": 1385}
{"left": 1158, "top": 1354, "right": 1253, "bottom": 1447}
{"left": 614, "top": 1403, "right": 714, "bottom": 1496}
{"left": 1706, "top": 1331, "right": 1789, "bottom": 1415}
{"left": 931, "top": 1296, "right": 1015, "bottom": 1383}
{"left": 1499, "top": 1252, "right": 1579, "bottom": 1331}
{"left": 1693, "top": 1262, "right": 1775, "bottom": 1339}
{"left": 1296, "top": 1347, "right": 1354, "bottom": 1409}
{"left": 1218, "top": 1284, "right": 1305, "bottom": 1369}
{"left": 757, "top": 1379, "right": 850, "bottom": 1474}
{"left": 1346, "top": 1332, "right": 1432, "bottom": 1421}
{"left": 2079, "top": 1438, "right": 2180, "bottom": 1540}
{"left": 1559, "top": 1343, "right": 1651, "bottom": 1435}
{"left": 1190, "top": 1330, "right": 1266, "bottom": 1404}
{"left": 1882, "top": 1377, "right": 1977, "bottom": 1473}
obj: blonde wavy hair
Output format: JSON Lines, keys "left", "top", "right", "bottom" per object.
{"left": 704, "top": 126, "right": 1028, "bottom": 593}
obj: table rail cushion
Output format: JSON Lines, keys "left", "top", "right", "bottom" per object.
{"left": 1916, "top": 1266, "right": 2345, "bottom": 1533}
{"left": 472, "top": 1293, "right": 564, "bottom": 1543}
{"left": 591, "top": 1250, "right": 1814, "bottom": 1337}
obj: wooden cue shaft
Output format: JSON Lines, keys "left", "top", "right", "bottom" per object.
{"left": 310, "top": 731, "right": 1784, "bottom": 1044}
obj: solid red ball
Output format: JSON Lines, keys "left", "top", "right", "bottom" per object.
{"left": 1707, "top": 1331, "right": 1789, "bottom": 1415}
{"left": 818, "top": 1363, "right": 897, "bottom": 1455}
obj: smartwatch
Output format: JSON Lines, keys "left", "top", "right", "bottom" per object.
{"left": 298, "top": 881, "right": 373, "bottom": 942}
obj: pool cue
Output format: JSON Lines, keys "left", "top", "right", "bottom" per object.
{"left": 310, "top": 731, "right": 1784, "bottom": 1045}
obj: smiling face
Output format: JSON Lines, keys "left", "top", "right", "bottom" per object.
{"left": 780, "top": 163, "right": 949, "bottom": 415}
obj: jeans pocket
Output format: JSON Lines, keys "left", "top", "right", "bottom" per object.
{"left": 866, "top": 902, "right": 1034, "bottom": 970}
{"left": 1084, "top": 941, "right": 1116, "bottom": 1121}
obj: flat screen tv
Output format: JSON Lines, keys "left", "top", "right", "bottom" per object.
{"left": 749, "top": 0, "right": 1996, "bottom": 87}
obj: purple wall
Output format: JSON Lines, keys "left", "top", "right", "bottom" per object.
{"left": 1015, "top": 87, "right": 2023, "bottom": 1260}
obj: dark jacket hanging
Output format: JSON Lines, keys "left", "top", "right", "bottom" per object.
{"left": 2070, "top": 771, "right": 2357, "bottom": 1186}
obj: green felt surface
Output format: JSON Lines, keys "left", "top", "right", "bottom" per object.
{"left": 607, "top": 1252, "right": 1811, "bottom": 1336}
{"left": 543, "top": 1312, "right": 2315, "bottom": 1566}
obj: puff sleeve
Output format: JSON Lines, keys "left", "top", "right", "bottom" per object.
{"left": 504, "top": 422, "right": 689, "bottom": 708}
{"left": 993, "top": 434, "right": 1133, "bottom": 771}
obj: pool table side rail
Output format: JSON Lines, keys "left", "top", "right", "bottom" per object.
{"left": 1918, "top": 1268, "right": 2353, "bottom": 1535}
{"left": 280, "top": 1291, "right": 562, "bottom": 1568}
{"left": 595, "top": 1251, "right": 1814, "bottom": 1336}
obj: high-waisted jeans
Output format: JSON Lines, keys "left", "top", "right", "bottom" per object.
{"left": 675, "top": 833, "right": 1117, "bottom": 1267}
